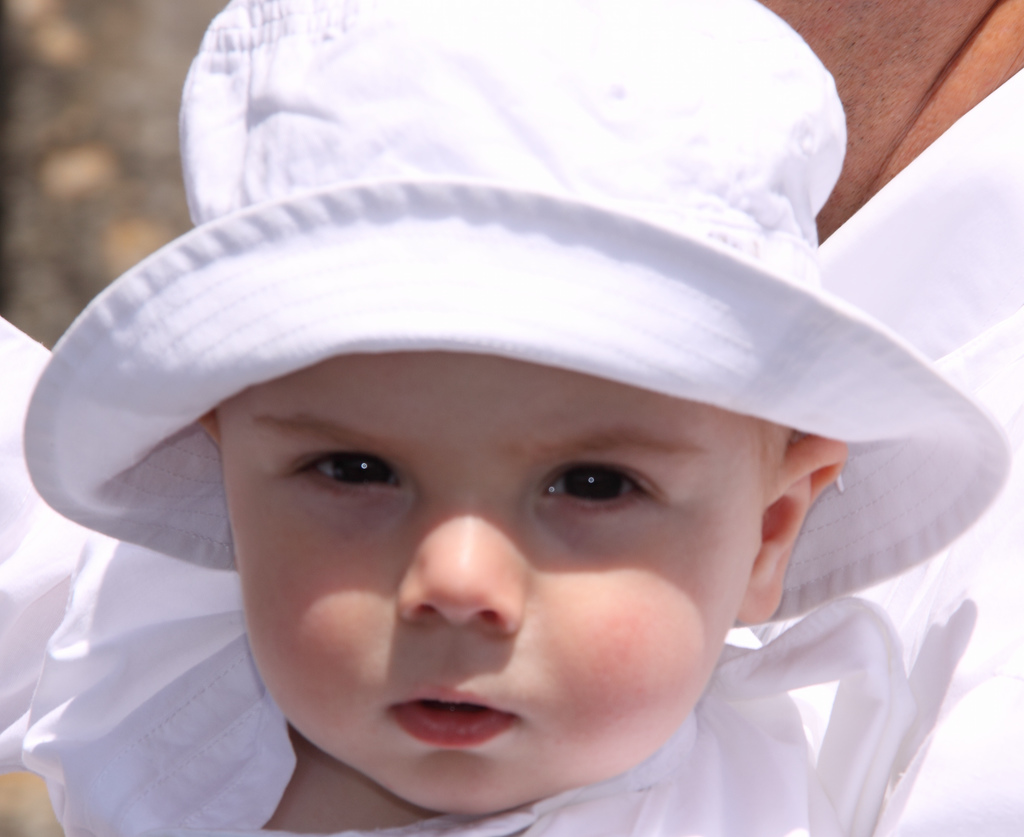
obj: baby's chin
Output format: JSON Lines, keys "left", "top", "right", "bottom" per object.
{"left": 361, "top": 731, "right": 681, "bottom": 821}
{"left": 381, "top": 776, "right": 564, "bottom": 821}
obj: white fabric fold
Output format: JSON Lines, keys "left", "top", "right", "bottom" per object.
{"left": 23, "top": 539, "right": 294, "bottom": 837}
{"left": 0, "top": 317, "right": 87, "bottom": 772}
{"left": 820, "top": 68, "right": 1024, "bottom": 837}
{"left": 714, "top": 600, "right": 917, "bottom": 837}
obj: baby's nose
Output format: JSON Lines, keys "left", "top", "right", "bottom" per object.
{"left": 397, "top": 515, "right": 527, "bottom": 634}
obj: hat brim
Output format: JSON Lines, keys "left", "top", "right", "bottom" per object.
{"left": 25, "top": 180, "right": 1010, "bottom": 619}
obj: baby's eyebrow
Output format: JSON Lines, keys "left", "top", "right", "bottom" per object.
{"left": 505, "top": 427, "right": 703, "bottom": 459}
{"left": 250, "top": 413, "right": 384, "bottom": 448}
{"left": 251, "top": 413, "right": 702, "bottom": 458}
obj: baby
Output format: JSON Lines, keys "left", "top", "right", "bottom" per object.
{"left": 4, "top": 0, "right": 1010, "bottom": 835}
{"left": 202, "top": 351, "right": 841, "bottom": 829}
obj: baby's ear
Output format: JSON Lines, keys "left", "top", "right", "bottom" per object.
{"left": 197, "top": 410, "right": 222, "bottom": 445}
{"left": 737, "top": 434, "right": 847, "bottom": 624}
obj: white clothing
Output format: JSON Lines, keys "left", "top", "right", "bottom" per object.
{"left": 818, "top": 67, "right": 1024, "bottom": 835}
{"left": 0, "top": 63, "right": 1022, "bottom": 837}
{"left": 0, "top": 318, "right": 85, "bottom": 769}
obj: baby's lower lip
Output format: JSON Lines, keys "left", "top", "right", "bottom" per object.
{"left": 392, "top": 699, "right": 516, "bottom": 747}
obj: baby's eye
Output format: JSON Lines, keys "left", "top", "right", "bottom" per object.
{"left": 315, "top": 453, "right": 396, "bottom": 485}
{"left": 547, "top": 466, "right": 635, "bottom": 501}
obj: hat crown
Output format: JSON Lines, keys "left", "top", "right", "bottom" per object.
{"left": 181, "top": 0, "right": 844, "bottom": 280}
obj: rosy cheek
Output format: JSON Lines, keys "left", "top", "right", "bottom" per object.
{"left": 247, "top": 589, "right": 393, "bottom": 751}
{"left": 545, "top": 575, "right": 709, "bottom": 737}
{"left": 269, "top": 587, "right": 385, "bottom": 667}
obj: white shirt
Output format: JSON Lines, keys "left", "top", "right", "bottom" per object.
{"left": 820, "top": 68, "right": 1024, "bottom": 836}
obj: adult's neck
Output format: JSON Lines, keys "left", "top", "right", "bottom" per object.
{"left": 761, "top": 0, "right": 1024, "bottom": 240}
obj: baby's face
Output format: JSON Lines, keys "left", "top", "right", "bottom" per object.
{"left": 208, "top": 352, "right": 821, "bottom": 821}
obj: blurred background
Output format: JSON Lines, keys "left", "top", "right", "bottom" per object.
{"left": 1, "top": 1, "right": 225, "bottom": 833}
{"left": 1, "top": 0, "right": 225, "bottom": 347}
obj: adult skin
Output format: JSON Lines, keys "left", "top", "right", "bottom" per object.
{"left": 760, "top": 0, "right": 1024, "bottom": 240}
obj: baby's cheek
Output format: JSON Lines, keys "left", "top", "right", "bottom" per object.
{"left": 545, "top": 574, "right": 710, "bottom": 736}
{"left": 245, "top": 576, "right": 390, "bottom": 721}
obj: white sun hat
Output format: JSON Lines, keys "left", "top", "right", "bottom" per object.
{"left": 25, "top": 0, "right": 1009, "bottom": 620}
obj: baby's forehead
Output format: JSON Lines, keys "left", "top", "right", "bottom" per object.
{"left": 222, "top": 350, "right": 772, "bottom": 461}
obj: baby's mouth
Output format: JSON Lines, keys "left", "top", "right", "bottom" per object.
{"left": 420, "top": 699, "right": 488, "bottom": 713}
{"left": 392, "top": 698, "right": 516, "bottom": 747}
